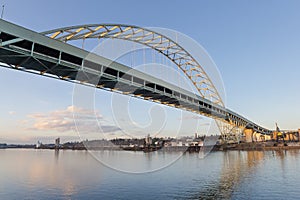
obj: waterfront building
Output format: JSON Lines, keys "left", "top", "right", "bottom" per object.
{"left": 55, "top": 138, "right": 60, "bottom": 149}
{"left": 36, "top": 141, "right": 42, "bottom": 149}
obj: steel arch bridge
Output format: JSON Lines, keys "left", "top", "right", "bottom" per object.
{"left": 41, "top": 24, "right": 223, "bottom": 106}
{"left": 0, "top": 19, "right": 272, "bottom": 142}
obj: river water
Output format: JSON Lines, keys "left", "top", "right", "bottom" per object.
{"left": 1, "top": 149, "right": 300, "bottom": 200}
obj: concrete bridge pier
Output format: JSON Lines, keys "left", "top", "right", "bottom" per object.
{"left": 244, "top": 128, "right": 254, "bottom": 143}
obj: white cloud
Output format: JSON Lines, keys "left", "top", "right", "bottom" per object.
{"left": 26, "top": 106, "right": 120, "bottom": 134}
{"left": 8, "top": 111, "right": 16, "bottom": 115}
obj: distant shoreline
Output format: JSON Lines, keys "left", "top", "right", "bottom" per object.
{"left": 2, "top": 142, "right": 300, "bottom": 152}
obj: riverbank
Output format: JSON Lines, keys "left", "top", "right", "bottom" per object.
{"left": 218, "top": 141, "right": 300, "bottom": 151}
{"left": 2, "top": 142, "right": 300, "bottom": 152}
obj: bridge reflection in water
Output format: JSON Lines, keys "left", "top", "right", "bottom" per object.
{"left": 192, "top": 150, "right": 300, "bottom": 199}
{"left": 1, "top": 149, "right": 300, "bottom": 199}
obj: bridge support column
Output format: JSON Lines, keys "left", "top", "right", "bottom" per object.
{"left": 244, "top": 128, "right": 254, "bottom": 143}
{"left": 216, "top": 120, "right": 244, "bottom": 144}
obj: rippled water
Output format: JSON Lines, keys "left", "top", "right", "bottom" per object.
{"left": 1, "top": 149, "right": 300, "bottom": 199}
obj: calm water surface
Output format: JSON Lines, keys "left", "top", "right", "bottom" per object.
{"left": 1, "top": 149, "right": 300, "bottom": 200}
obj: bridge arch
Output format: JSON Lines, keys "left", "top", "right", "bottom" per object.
{"left": 42, "top": 24, "right": 224, "bottom": 106}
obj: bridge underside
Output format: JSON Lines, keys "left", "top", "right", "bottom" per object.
{"left": 0, "top": 19, "right": 272, "bottom": 140}
{"left": 0, "top": 41, "right": 225, "bottom": 119}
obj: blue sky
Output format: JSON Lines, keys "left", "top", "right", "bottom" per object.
{"left": 0, "top": 0, "right": 300, "bottom": 143}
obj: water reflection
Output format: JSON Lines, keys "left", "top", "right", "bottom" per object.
{"left": 274, "top": 150, "right": 287, "bottom": 175}
{"left": 89, "top": 150, "right": 184, "bottom": 173}
{"left": 1, "top": 149, "right": 103, "bottom": 199}
{"left": 192, "top": 149, "right": 300, "bottom": 199}
{"left": 54, "top": 149, "right": 59, "bottom": 162}
{"left": 1, "top": 149, "right": 300, "bottom": 199}
{"left": 193, "top": 151, "right": 265, "bottom": 199}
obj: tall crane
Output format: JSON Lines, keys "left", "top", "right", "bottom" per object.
{"left": 275, "top": 123, "right": 285, "bottom": 142}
